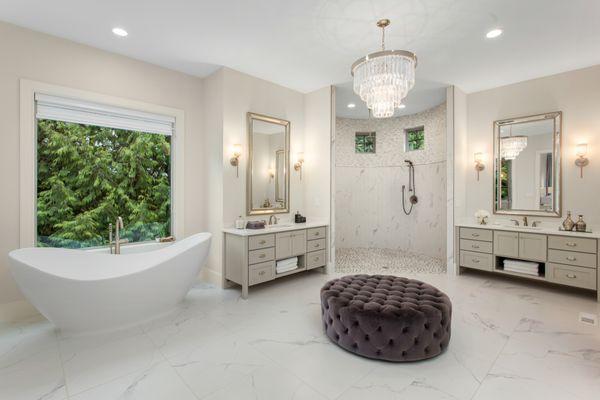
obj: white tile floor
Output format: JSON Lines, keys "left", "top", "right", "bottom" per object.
{"left": 1, "top": 269, "right": 599, "bottom": 400}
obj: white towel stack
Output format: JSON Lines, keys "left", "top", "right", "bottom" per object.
{"left": 503, "top": 259, "right": 539, "bottom": 276}
{"left": 276, "top": 257, "right": 298, "bottom": 274}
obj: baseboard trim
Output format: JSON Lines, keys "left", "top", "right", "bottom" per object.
{"left": 0, "top": 299, "right": 40, "bottom": 323}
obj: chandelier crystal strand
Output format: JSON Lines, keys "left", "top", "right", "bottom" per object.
{"left": 351, "top": 19, "right": 417, "bottom": 118}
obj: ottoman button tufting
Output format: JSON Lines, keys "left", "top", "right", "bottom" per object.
{"left": 320, "top": 274, "right": 452, "bottom": 362}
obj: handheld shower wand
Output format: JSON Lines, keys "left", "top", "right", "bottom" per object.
{"left": 402, "top": 160, "right": 418, "bottom": 215}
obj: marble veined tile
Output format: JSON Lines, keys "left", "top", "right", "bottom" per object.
{"left": 69, "top": 361, "right": 196, "bottom": 400}
{"left": 60, "top": 328, "right": 163, "bottom": 396}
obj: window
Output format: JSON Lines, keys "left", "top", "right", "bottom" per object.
{"left": 405, "top": 126, "right": 425, "bottom": 151}
{"left": 355, "top": 132, "right": 376, "bottom": 153}
{"left": 35, "top": 94, "right": 174, "bottom": 248}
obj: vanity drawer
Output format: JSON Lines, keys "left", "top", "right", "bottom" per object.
{"left": 248, "top": 234, "right": 275, "bottom": 250}
{"left": 307, "top": 227, "right": 326, "bottom": 240}
{"left": 249, "top": 261, "right": 275, "bottom": 286}
{"left": 306, "top": 250, "right": 326, "bottom": 269}
{"left": 548, "top": 236, "right": 597, "bottom": 254}
{"left": 460, "top": 228, "right": 492, "bottom": 242}
{"left": 249, "top": 247, "right": 275, "bottom": 265}
{"left": 548, "top": 249, "right": 597, "bottom": 269}
{"left": 307, "top": 238, "right": 326, "bottom": 252}
{"left": 460, "top": 239, "right": 493, "bottom": 254}
{"left": 460, "top": 250, "right": 493, "bottom": 271}
{"left": 547, "top": 263, "right": 597, "bottom": 290}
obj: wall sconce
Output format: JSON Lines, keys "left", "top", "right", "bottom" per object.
{"left": 575, "top": 143, "right": 589, "bottom": 178}
{"left": 474, "top": 152, "right": 485, "bottom": 181}
{"left": 294, "top": 152, "right": 304, "bottom": 180}
{"left": 230, "top": 144, "right": 242, "bottom": 177}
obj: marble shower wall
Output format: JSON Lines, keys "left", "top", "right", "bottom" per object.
{"left": 335, "top": 103, "right": 447, "bottom": 259}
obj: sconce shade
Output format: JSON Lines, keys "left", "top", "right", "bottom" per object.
{"left": 232, "top": 143, "right": 242, "bottom": 157}
{"left": 576, "top": 143, "right": 588, "bottom": 157}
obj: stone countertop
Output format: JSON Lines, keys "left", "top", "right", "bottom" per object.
{"left": 223, "top": 221, "right": 328, "bottom": 236}
{"left": 456, "top": 221, "right": 600, "bottom": 239}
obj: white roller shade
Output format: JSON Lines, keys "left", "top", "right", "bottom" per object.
{"left": 35, "top": 93, "right": 175, "bottom": 135}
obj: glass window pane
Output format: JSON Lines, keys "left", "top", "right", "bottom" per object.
{"left": 405, "top": 127, "right": 425, "bottom": 151}
{"left": 36, "top": 119, "right": 171, "bottom": 248}
{"left": 355, "top": 132, "right": 375, "bottom": 153}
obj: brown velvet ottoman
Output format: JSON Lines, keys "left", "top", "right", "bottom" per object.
{"left": 320, "top": 275, "right": 452, "bottom": 362}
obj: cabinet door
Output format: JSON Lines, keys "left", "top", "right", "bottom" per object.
{"left": 494, "top": 231, "right": 519, "bottom": 258}
{"left": 291, "top": 231, "right": 307, "bottom": 256}
{"left": 275, "top": 233, "right": 292, "bottom": 259}
{"left": 519, "top": 233, "right": 547, "bottom": 262}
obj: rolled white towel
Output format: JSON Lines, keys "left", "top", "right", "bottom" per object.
{"left": 277, "top": 257, "right": 298, "bottom": 268}
{"left": 276, "top": 264, "right": 298, "bottom": 274}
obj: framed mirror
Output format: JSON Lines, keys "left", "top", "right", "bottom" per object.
{"left": 247, "top": 112, "right": 290, "bottom": 215}
{"left": 493, "top": 112, "right": 562, "bottom": 217}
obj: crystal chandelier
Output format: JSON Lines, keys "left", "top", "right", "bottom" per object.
{"left": 351, "top": 19, "right": 417, "bottom": 118}
{"left": 500, "top": 126, "right": 528, "bottom": 160}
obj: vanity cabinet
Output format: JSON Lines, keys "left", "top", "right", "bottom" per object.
{"left": 223, "top": 224, "right": 328, "bottom": 298}
{"left": 275, "top": 231, "right": 306, "bottom": 259}
{"left": 457, "top": 225, "right": 600, "bottom": 301}
{"left": 493, "top": 231, "right": 547, "bottom": 262}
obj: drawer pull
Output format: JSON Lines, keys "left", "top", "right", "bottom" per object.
{"left": 471, "top": 233, "right": 480, "bottom": 237}
{"left": 314, "top": 232, "right": 320, "bottom": 236}
{"left": 258, "top": 271, "right": 266, "bottom": 276}
{"left": 566, "top": 273, "right": 577, "bottom": 279}
{"left": 472, "top": 244, "right": 480, "bottom": 249}
{"left": 314, "top": 243, "right": 320, "bottom": 248}
{"left": 566, "top": 242, "right": 577, "bottom": 247}
{"left": 259, "top": 254, "right": 266, "bottom": 259}
{"left": 315, "top": 257, "right": 320, "bottom": 261}
{"left": 259, "top": 240, "right": 266, "bottom": 245}
{"left": 566, "top": 256, "right": 577, "bottom": 261}
{"left": 472, "top": 259, "right": 480, "bottom": 263}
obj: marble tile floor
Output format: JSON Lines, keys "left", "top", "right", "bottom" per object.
{"left": 1, "top": 269, "right": 599, "bottom": 400}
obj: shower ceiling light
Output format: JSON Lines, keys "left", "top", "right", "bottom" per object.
{"left": 351, "top": 19, "right": 417, "bottom": 119}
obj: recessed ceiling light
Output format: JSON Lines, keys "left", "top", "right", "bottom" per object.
{"left": 112, "top": 27, "right": 128, "bottom": 37}
{"left": 486, "top": 28, "right": 503, "bottom": 39}
{"left": 399, "top": 104, "right": 406, "bottom": 109}
{"left": 347, "top": 103, "right": 356, "bottom": 109}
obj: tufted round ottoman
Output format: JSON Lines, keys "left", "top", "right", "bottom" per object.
{"left": 320, "top": 275, "right": 452, "bottom": 362}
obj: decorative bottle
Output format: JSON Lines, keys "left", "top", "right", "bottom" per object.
{"left": 575, "top": 215, "right": 587, "bottom": 232}
{"left": 562, "top": 211, "right": 575, "bottom": 231}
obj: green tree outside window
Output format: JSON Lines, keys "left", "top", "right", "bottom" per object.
{"left": 37, "top": 120, "right": 171, "bottom": 248}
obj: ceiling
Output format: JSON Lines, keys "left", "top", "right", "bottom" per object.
{"left": 0, "top": 0, "right": 599, "bottom": 94}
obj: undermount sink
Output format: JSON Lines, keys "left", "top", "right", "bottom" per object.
{"left": 265, "top": 223, "right": 294, "bottom": 229}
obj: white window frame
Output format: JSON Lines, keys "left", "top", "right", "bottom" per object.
{"left": 19, "top": 79, "right": 185, "bottom": 247}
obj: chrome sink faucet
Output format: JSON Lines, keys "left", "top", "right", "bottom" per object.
{"left": 268, "top": 215, "right": 279, "bottom": 225}
{"left": 510, "top": 219, "right": 520, "bottom": 226}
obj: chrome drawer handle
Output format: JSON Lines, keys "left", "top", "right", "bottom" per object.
{"left": 566, "top": 273, "right": 577, "bottom": 279}
{"left": 566, "top": 242, "right": 577, "bottom": 247}
{"left": 472, "top": 259, "right": 480, "bottom": 263}
{"left": 472, "top": 233, "right": 480, "bottom": 237}
{"left": 566, "top": 256, "right": 577, "bottom": 261}
{"left": 259, "top": 254, "right": 266, "bottom": 259}
{"left": 315, "top": 243, "right": 320, "bottom": 248}
{"left": 472, "top": 245, "right": 480, "bottom": 249}
{"left": 314, "top": 232, "right": 320, "bottom": 236}
{"left": 259, "top": 271, "right": 266, "bottom": 276}
{"left": 315, "top": 257, "right": 320, "bottom": 261}
{"left": 259, "top": 240, "right": 266, "bottom": 244}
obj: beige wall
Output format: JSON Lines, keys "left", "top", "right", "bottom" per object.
{"left": 202, "top": 68, "right": 332, "bottom": 282}
{"left": 0, "top": 22, "right": 206, "bottom": 312}
{"left": 460, "top": 65, "right": 600, "bottom": 226}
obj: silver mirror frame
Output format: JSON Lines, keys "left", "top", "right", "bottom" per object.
{"left": 493, "top": 111, "right": 562, "bottom": 217}
{"left": 246, "top": 112, "right": 290, "bottom": 216}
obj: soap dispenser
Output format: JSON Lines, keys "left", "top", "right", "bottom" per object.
{"left": 235, "top": 216, "right": 245, "bottom": 229}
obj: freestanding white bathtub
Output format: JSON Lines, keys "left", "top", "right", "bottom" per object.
{"left": 8, "top": 232, "right": 211, "bottom": 335}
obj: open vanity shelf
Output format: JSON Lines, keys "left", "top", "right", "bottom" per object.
{"left": 456, "top": 224, "right": 600, "bottom": 301}
{"left": 223, "top": 222, "right": 328, "bottom": 298}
